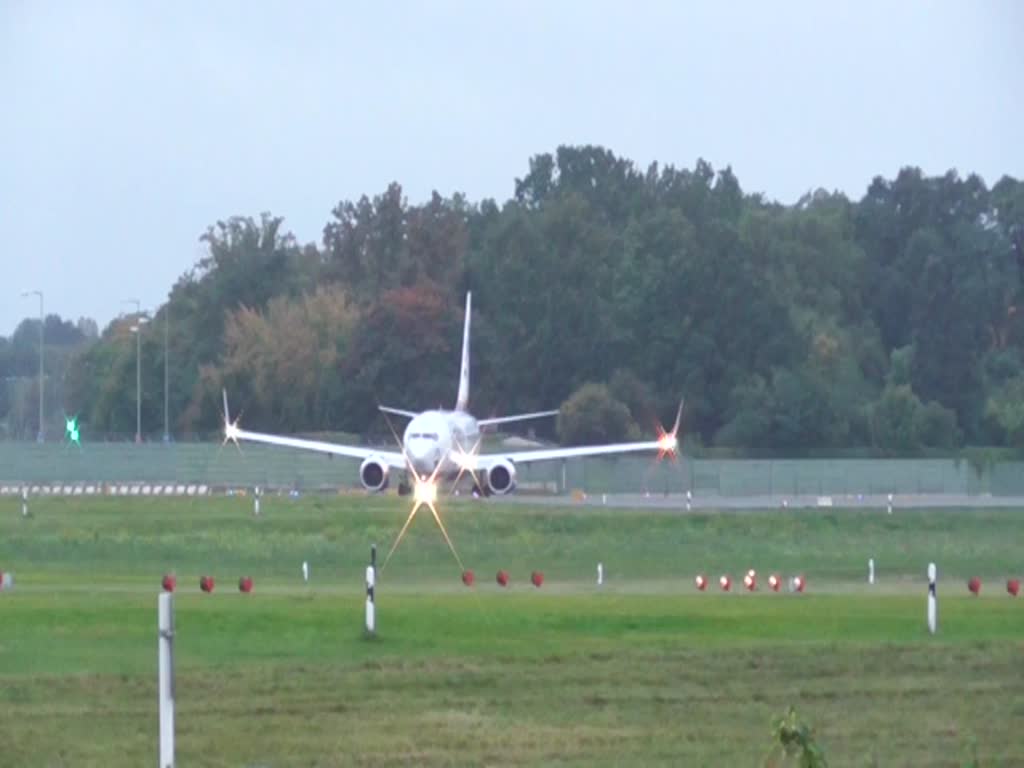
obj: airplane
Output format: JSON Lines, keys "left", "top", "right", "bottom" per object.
{"left": 221, "top": 291, "right": 683, "bottom": 498}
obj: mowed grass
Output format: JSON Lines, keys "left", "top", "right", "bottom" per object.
{"left": 0, "top": 496, "right": 1022, "bottom": 766}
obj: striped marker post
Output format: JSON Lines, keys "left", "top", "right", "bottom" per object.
{"left": 21, "top": 487, "right": 28, "bottom": 517}
{"left": 927, "top": 562, "right": 937, "bottom": 635}
{"left": 365, "top": 545, "right": 376, "bottom": 635}
{"left": 158, "top": 592, "right": 175, "bottom": 767}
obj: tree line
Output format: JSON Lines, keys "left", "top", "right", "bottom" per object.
{"left": 2, "top": 145, "right": 1022, "bottom": 456}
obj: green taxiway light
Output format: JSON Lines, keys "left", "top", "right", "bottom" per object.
{"left": 65, "top": 417, "right": 81, "bottom": 445}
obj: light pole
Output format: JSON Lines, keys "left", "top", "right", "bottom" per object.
{"left": 123, "top": 299, "right": 149, "bottom": 444}
{"left": 20, "top": 290, "right": 44, "bottom": 442}
{"left": 163, "top": 308, "right": 170, "bottom": 444}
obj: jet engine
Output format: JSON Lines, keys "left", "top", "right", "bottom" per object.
{"left": 485, "top": 459, "right": 517, "bottom": 495}
{"left": 359, "top": 456, "right": 390, "bottom": 492}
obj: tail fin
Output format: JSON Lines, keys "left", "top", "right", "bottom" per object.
{"left": 455, "top": 291, "right": 471, "bottom": 411}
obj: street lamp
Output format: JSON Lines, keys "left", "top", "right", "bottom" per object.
{"left": 123, "top": 299, "right": 149, "bottom": 444}
{"left": 20, "top": 290, "right": 44, "bottom": 442}
{"left": 163, "top": 307, "right": 170, "bottom": 444}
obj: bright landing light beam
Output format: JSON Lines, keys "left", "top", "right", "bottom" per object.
{"left": 379, "top": 411, "right": 466, "bottom": 573}
{"left": 450, "top": 434, "right": 484, "bottom": 494}
{"left": 654, "top": 398, "right": 685, "bottom": 462}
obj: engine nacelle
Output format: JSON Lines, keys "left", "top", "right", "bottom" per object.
{"left": 359, "top": 457, "right": 390, "bottom": 492}
{"left": 485, "top": 459, "right": 517, "bottom": 495}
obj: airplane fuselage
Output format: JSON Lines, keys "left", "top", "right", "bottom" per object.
{"left": 402, "top": 409, "right": 481, "bottom": 478}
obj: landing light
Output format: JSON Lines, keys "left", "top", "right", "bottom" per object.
{"left": 453, "top": 451, "right": 478, "bottom": 471}
{"left": 414, "top": 478, "right": 438, "bottom": 506}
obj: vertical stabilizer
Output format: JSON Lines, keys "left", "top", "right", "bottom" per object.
{"left": 455, "top": 291, "right": 471, "bottom": 411}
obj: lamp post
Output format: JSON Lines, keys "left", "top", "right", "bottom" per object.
{"left": 163, "top": 308, "right": 169, "bottom": 444}
{"left": 123, "top": 299, "right": 149, "bottom": 444}
{"left": 20, "top": 290, "right": 44, "bottom": 442}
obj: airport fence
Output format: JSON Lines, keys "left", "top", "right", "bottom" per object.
{"left": 0, "top": 442, "right": 1023, "bottom": 497}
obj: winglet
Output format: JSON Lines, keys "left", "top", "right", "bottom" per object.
{"left": 671, "top": 398, "right": 684, "bottom": 436}
{"left": 455, "top": 291, "right": 471, "bottom": 411}
{"left": 221, "top": 388, "right": 241, "bottom": 450}
{"left": 656, "top": 398, "right": 685, "bottom": 460}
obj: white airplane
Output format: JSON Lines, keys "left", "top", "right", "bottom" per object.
{"left": 221, "top": 291, "right": 683, "bottom": 498}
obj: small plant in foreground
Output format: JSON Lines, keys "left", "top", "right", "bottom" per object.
{"left": 766, "top": 706, "right": 828, "bottom": 767}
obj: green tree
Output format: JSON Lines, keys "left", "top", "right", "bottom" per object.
{"left": 985, "top": 375, "right": 1024, "bottom": 447}
{"left": 340, "top": 282, "right": 461, "bottom": 430}
{"left": 557, "top": 383, "right": 636, "bottom": 445}
{"left": 869, "top": 385, "right": 922, "bottom": 454}
{"left": 208, "top": 286, "right": 360, "bottom": 433}
{"left": 39, "top": 147, "right": 1024, "bottom": 450}
{"left": 914, "top": 400, "right": 960, "bottom": 449}
{"left": 608, "top": 369, "right": 658, "bottom": 431}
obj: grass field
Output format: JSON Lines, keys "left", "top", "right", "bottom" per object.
{"left": 1, "top": 495, "right": 1022, "bottom": 766}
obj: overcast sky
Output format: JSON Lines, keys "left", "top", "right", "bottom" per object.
{"left": 2, "top": 1, "right": 1021, "bottom": 336}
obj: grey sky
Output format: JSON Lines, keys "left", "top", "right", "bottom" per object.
{"left": 2, "top": 1, "right": 1021, "bottom": 336}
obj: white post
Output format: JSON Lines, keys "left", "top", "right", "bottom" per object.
{"left": 686, "top": 489, "right": 692, "bottom": 511}
{"left": 253, "top": 486, "right": 261, "bottom": 517}
{"left": 158, "top": 592, "right": 175, "bottom": 768}
{"left": 21, "top": 486, "right": 28, "bottom": 517}
{"left": 869, "top": 558, "right": 875, "bottom": 585}
{"left": 887, "top": 493, "right": 893, "bottom": 515}
{"left": 927, "top": 562, "right": 937, "bottom": 635}
{"left": 365, "top": 545, "right": 376, "bottom": 635}
{"left": 596, "top": 562, "right": 603, "bottom": 586}
{"left": 302, "top": 560, "right": 309, "bottom": 583}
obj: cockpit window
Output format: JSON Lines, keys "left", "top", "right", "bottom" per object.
{"left": 410, "top": 433, "right": 439, "bottom": 440}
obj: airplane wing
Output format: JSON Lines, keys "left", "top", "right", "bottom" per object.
{"left": 477, "top": 410, "right": 560, "bottom": 427}
{"left": 222, "top": 391, "right": 408, "bottom": 469}
{"left": 475, "top": 439, "right": 670, "bottom": 467}
{"left": 461, "top": 399, "right": 685, "bottom": 469}
{"left": 378, "top": 405, "right": 418, "bottom": 419}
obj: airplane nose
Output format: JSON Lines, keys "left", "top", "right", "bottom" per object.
{"left": 408, "top": 441, "right": 438, "bottom": 474}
